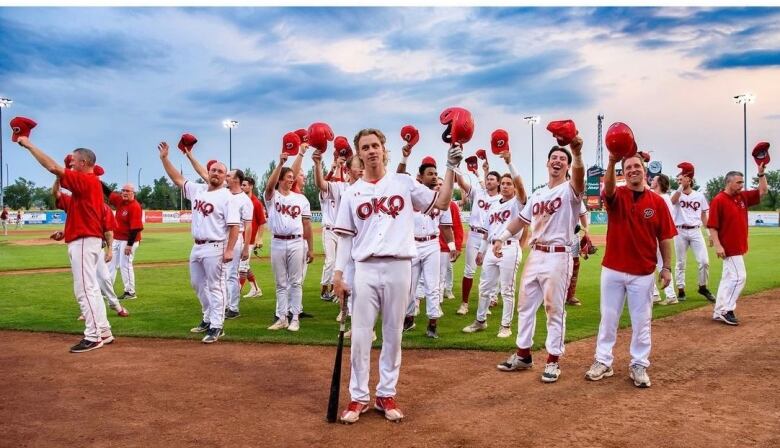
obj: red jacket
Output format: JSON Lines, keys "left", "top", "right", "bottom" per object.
{"left": 439, "top": 201, "right": 464, "bottom": 252}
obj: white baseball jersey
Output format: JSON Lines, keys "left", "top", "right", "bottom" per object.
{"left": 655, "top": 192, "right": 674, "bottom": 216}
{"left": 481, "top": 196, "right": 524, "bottom": 242}
{"left": 231, "top": 191, "right": 254, "bottom": 232}
{"left": 265, "top": 190, "right": 312, "bottom": 235}
{"left": 334, "top": 172, "right": 438, "bottom": 261}
{"left": 319, "top": 181, "right": 347, "bottom": 227}
{"left": 184, "top": 181, "right": 240, "bottom": 241}
{"left": 467, "top": 184, "right": 501, "bottom": 228}
{"left": 519, "top": 181, "right": 581, "bottom": 246}
{"left": 673, "top": 190, "right": 708, "bottom": 226}
{"left": 413, "top": 204, "right": 452, "bottom": 238}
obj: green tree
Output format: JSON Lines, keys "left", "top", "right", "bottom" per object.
{"left": 704, "top": 175, "right": 726, "bottom": 202}
{"left": 752, "top": 169, "right": 780, "bottom": 210}
{"left": 31, "top": 186, "right": 56, "bottom": 210}
{"left": 259, "top": 160, "right": 277, "bottom": 194}
{"left": 135, "top": 185, "right": 153, "bottom": 208}
{"left": 303, "top": 166, "right": 321, "bottom": 211}
{"left": 149, "top": 176, "right": 181, "bottom": 210}
{"left": 3, "top": 178, "right": 35, "bottom": 209}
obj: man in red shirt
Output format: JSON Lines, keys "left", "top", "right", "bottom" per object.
{"left": 707, "top": 165, "right": 768, "bottom": 325}
{"left": 585, "top": 152, "right": 677, "bottom": 388}
{"left": 438, "top": 177, "right": 463, "bottom": 300}
{"left": 108, "top": 184, "right": 144, "bottom": 300}
{"left": 18, "top": 136, "right": 113, "bottom": 353}
{"left": 240, "top": 177, "right": 266, "bottom": 297}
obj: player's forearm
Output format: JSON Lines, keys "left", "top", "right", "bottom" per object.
{"left": 455, "top": 172, "right": 471, "bottom": 196}
{"left": 291, "top": 151, "right": 305, "bottom": 181}
{"left": 185, "top": 151, "right": 209, "bottom": 182}
{"left": 160, "top": 155, "right": 185, "bottom": 188}
{"left": 127, "top": 229, "right": 139, "bottom": 246}
{"left": 242, "top": 222, "right": 252, "bottom": 247}
{"left": 440, "top": 226, "right": 454, "bottom": 244}
{"left": 604, "top": 159, "right": 617, "bottom": 197}
{"left": 396, "top": 162, "right": 407, "bottom": 174}
{"left": 22, "top": 141, "right": 64, "bottom": 176}
{"left": 571, "top": 152, "right": 585, "bottom": 195}
{"left": 758, "top": 174, "right": 769, "bottom": 197}
{"left": 226, "top": 226, "right": 240, "bottom": 252}
{"left": 659, "top": 238, "right": 673, "bottom": 269}
{"left": 104, "top": 230, "right": 114, "bottom": 248}
{"left": 264, "top": 162, "right": 284, "bottom": 200}
{"left": 313, "top": 160, "right": 329, "bottom": 192}
{"left": 52, "top": 178, "right": 60, "bottom": 197}
{"left": 709, "top": 228, "right": 722, "bottom": 247}
{"left": 499, "top": 218, "right": 526, "bottom": 242}
{"left": 334, "top": 234, "right": 353, "bottom": 273}
{"left": 670, "top": 188, "right": 682, "bottom": 204}
{"left": 303, "top": 219, "right": 313, "bottom": 250}
{"left": 434, "top": 168, "right": 456, "bottom": 210}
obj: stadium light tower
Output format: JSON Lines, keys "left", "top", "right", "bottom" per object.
{"left": 0, "top": 97, "right": 13, "bottom": 209}
{"left": 523, "top": 115, "right": 540, "bottom": 190}
{"left": 223, "top": 119, "right": 239, "bottom": 169}
{"left": 734, "top": 93, "right": 755, "bottom": 181}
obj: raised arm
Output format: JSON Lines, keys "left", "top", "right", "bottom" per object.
{"left": 499, "top": 150, "right": 527, "bottom": 205}
{"left": 16, "top": 137, "right": 65, "bottom": 177}
{"left": 604, "top": 153, "right": 618, "bottom": 199}
{"left": 396, "top": 144, "right": 411, "bottom": 174}
{"left": 570, "top": 135, "right": 585, "bottom": 196}
{"left": 158, "top": 142, "right": 186, "bottom": 188}
{"left": 184, "top": 150, "right": 209, "bottom": 182}
{"left": 312, "top": 151, "right": 329, "bottom": 193}
{"left": 264, "top": 153, "right": 288, "bottom": 201}
{"left": 291, "top": 144, "right": 307, "bottom": 182}
{"left": 434, "top": 145, "right": 464, "bottom": 210}
{"left": 758, "top": 163, "right": 769, "bottom": 197}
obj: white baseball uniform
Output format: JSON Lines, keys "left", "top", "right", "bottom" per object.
{"left": 672, "top": 190, "right": 710, "bottom": 289}
{"left": 320, "top": 181, "right": 346, "bottom": 288}
{"left": 265, "top": 190, "right": 311, "bottom": 320}
{"left": 227, "top": 191, "right": 254, "bottom": 313}
{"left": 476, "top": 196, "right": 524, "bottom": 328}
{"left": 334, "top": 172, "right": 438, "bottom": 404}
{"left": 464, "top": 184, "right": 502, "bottom": 279}
{"left": 405, "top": 204, "right": 452, "bottom": 319}
{"left": 514, "top": 181, "right": 580, "bottom": 356}
{"left": 652, "top": 192, "right": 677, "bottom": 300}
{"left": 184, "top": 180, "right": 240, "bottom": 331}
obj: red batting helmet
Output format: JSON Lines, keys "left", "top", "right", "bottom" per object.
{"left": 283, "top": 132, "right": 302, "bottom": 156}
{"left": 546, "top": 120, "right": 578, "bottom": 146}
{"left": 400, "top": 125, "right": 420, "bottom": 149}
{"left": 752, "top": 141, "right": 770, "bottom": 166}
{"left": 334, "top": 136, "right": 353, "bottom": 159}
{"left": 10, "top": 116, "right": 37, "bottom": 142}
{"left": 421, "top": 156, "right": 437, "bottom": 167}
{"left": 490, "top": 129, "right": 510, "bottom": 155}
{"left": 308, "top": 122, "right": 334, "bottom": 153}
{"left": 440, "top": 107, "right": 474, "bottom": 145}
{"left": 294, "top": 128, "right": 309, "bottom": 144}
{"left": 93, "top": 165, "right": 105, "bottom": 176}
{"left": 178, "top": 133, "right": 198, "bottom": 153}
{"left": 605, "top": 122, "right": 637, "bottom": 160}
{"left": 677, "top": 162, "right": 695, "bottom": 178}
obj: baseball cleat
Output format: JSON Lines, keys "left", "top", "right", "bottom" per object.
{"left": 120, "top": 292, "right": 137, "bottom": 300}
{"left": 403, "top": 316, "right": 416, "bottom": 332}
{"left": 340, "top": 401, "right": 369, "bottom": 424}
{"left": 462, "top": 320, "right": 487, "bottom": 333}
{"left": 541, "top": 362, "right": 561, "bottom": 383}
{"left": 726, "top": 310, "right": 740, "bottom": 323}
{"left": 713, "top": 312, "right": 738, "bottom": 326}
{"left": 320, "top": 293, "right": 333, "bottom": 302}
{"left": 456, "top": 302, "right": 469, "bottom": 315}
{"left": 100, "top": 332, "right": 115, "bottom": 345}
{"left": 190, "top": 320, "right": 210, "bottom": 333}
{"left": 425, "top": 324, "right": 439, "bottom": 339}
{"left": 651, "top": 294, "right": 662, "bottom": 304}
{"left": 698, "top": 286, "right": 716, "bottom": 303}
{"left": 374, "top": 396, "right": 404, "bottom": 422}
{"left": 497, "top": 353, "right": 534, "bottom": 372}
{"left": 243, "top": 287, "right": 260, "bottom": 298}
{"left": 566, "top": 297, "right": 582, "bottom": 306}
{"left": 585, "top": 361, "right": 614, "bottom": 381}
{"left": 70, "top": 338, "right": 104, "bottom": 353}
{"left": 496, "top": 326, "right": 512, "bottom": 338}
{"left": 267, "top": 318, "right": 289, "bottom": 331}
{"left": 445, "top": 290, "right": 455, "bottom": 300}
{"left": 287, "top": 319, "right": 300, "bottom": 332}
{"left": 658, "top": 297, "right": 679, "bottom": 306}
{"left": 201, "top": 327, "right": 224, "bottom": 344}
{"left": 225, "top": 309, "right": 240, "bottom": 320}
{"left": 629, "top": 364, "right": 651, "bottom": 388}
{"left": 677, "top": 288, "right": 686, "bottom": 301}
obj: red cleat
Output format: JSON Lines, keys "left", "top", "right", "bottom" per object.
{"left": 340, "top": 401, "right": 369, "bottom": 424}
{"left": 375, "top": 396, "right": 404, "bottom": 422}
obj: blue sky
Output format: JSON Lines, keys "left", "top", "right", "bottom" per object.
{"left": 2, "top": 6, "right": 779, "bottom": 193}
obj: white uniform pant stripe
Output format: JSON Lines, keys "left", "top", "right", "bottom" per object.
{"left": 713, "top": 255, "right": 746, "bottom": 317}
{"left": 477, "top": 243, "right": 521, "bottom": 327}
{"left": 321, "top": 228, "right": 338, "bottom": 285}
{"left": 406, "top": 241, "right": 442, "bottom": 319}
{"left": 97, "top": 253, "right": 120, "bottom": 310}
{"left": 595, "top": 267, "right": 654, "bottom": 368}
{"left": 68, "top": 237, "right": 110, "bottom": 341}
{"left": 108, "top": 240, "right": 139, "bottom": 294}
{"left": 189, "top": 242, "right": 230, "bottom": 329}
{"left": 674, "top": 228, "right": 710, "bottom": 288}
{"left": 652, "top": 248, "right": 677, "bottom": 299}
{"left": 227, "top": 235, "right": 243, "bottom": 312}
{"left": 463, "top": 232, "right": 482, "bottom": 279}
{"left": 350, "top": 258, "right": 411, "bottom": 403}
{"left": 271, "top": 238, "right": 305, "bottom": 318}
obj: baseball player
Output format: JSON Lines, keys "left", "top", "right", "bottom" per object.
{"left": 494, "top": 138, "right": 585, "bottom": 383}
{"left": 585, "top": 152, "right": 676, "bottom": 388}
{"left": 264, "top": 152, "right": 314, "bottom": 332}
{"left": 396, "top": 154, "right": 456, "bottom": 339}
{"left": 1, "top": 205, "right": 8, "bottom": 235}
{"left": 438, "top": 177, "right": 463, "bottom": 301}
{"left": 650, "top": 174, "right": 679, "bottom": 304}
{"left": 334, "top": 128, "right": 461, "bottom": 423}
{"left": 312, "top": 148, "right": 348, "bottom": 302}
{"left": 17, "top": 137, "right": 114, "bottom": 353}
{"left": 564, "top": 201, "right": 589, "bottom": 306}
{"left": 707, "top": 166, "right": 768, "bottom": 325}
{"left": 159, "top": 142, "right": 240, "bottom": 344}
{"left": 671, "top": 163, "right": 716, "bottom": 302}
{"left": 15, "top": 208, "right": 23, "bottom": 229}
{"left": 456, "top": 161, "right": 502, "bottom": 315}
{"left": 290, "top": 148, "right": 312, "bottom": 293}
{"left": 463, "top": 151, "right": 527, "bottom": 338}
{"left": 106, "top": 184, "right": 144, "bottom": 300}
{"left": 240, "top": 177, "right": 266, "bottom": 298}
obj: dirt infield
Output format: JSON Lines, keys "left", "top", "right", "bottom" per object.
{"left": 7, "top": 238, "right": 59, "bottom": 246}
{"left": 2, "top": 291, "right": 778, "bottom": 447}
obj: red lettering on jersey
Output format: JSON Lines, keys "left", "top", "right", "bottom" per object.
{"left": 429, "top": 208, "right": 441, "bottom": 220}
{"left": 680, "top": 200, "right": 701, "bottom": 212}
{"left": 532, "top": 197, "right": 562, "bottom": 217}
{"left": 194, "top": 199, "right": 215, "bottom": 217}
{"left": 489, "top": 209, "right": 512, "bottom": 225}
{"left": 356, "top": 195, "right": 405, "bottom": 220}
{"left": 275, "top": 202, "right": 301, "bottom": 219}
{"left": 477, "top": 199, "right": 490, "bottom": 211}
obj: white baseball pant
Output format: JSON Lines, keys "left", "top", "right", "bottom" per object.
{"left": 321, "top": 227, "right": 338, "bottom": 286}
{"left": 68, "top": 237, "right": 111, "bottom": 341}
{"left": 515, "top": 250, "right": 572, "bottom": 356}
{"left": 652, "top": 248, "right": 677, "bottom": 299}
{"left": 345, "top": 260, "right": 355, "bottom": 316}
{"left": 272, "top": 237, "right": 305, "bottom": 319}
{"left": 713, "top": 255, "right": 746, "bottom": 318}
{"left": 238, "top": 243, "right": 253, "bottom": 274}
{"left": 674, "top": 228, "right": 710, "bottom": 288}
{"left": 189, "top": 242, "right": 229, "bottom": 330}
{"left": 226, "top": 235, "right": 244, "bottom": 313}
{"left": 477, "top": 242, "right": 521, "bottom": 327}
{"left": 595, "top": 267, "right": 654, "bottom": 368}
{"left": 440, "top": 252, "right": 454, "bottom": 294}
{"left": 406, "top": 241, "right": 443, "bottom": 319}
{"left": 108, "top": 240, "right": 139, "bottom": 294}
{"left": 97, "top": 252, "right": 121, "bottom": 310}
{"left": 463, "top": 231, "right": 482, "bottom": 279}
{"left": 349, "top": 258, "right": 411, "bottom": 403}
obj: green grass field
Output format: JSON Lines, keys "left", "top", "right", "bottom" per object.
{"left": 1, "top": 223, "right": 779, "bottom": 351}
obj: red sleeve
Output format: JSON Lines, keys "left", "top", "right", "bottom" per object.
{"left": 707, "top": 196, "right": 721, "bottom": 230}
{"left": 129, "top": 203, "right": 144, "bottom": 230}
{"left": 450, "top": 202, "right": 464, "bottom": 250}
{"left": 60, "top": 169, "right": 86, "bottom": 193}
{"left": 102, "top": 204, "right": 116, "bottom": 232}
{"left": 256, "top": 199, "right": 267, "bottom": 225}
{"left": 601, "top": 187, "right": 618, "bottom": 212}
{"left": 56, "top": 194, "right": 71, "bottom": 211}
{"left": 745, "top": 189, "right": 761, "bottom": 207}
{"left": 109, "top": 192, "right": 122, "bottom": 207}
{"left": 655, "top": 195, "right": 677, "bottom": 240}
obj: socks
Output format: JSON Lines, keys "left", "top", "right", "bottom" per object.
{"left": 461, "top": 277, "right": 473, "bottom": 304}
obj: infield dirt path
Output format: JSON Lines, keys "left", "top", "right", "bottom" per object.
{"left": 1, "top": 290, "right": 778, "bottom": 447}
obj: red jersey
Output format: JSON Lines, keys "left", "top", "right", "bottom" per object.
{"left": 59, "top": 196, "right": 114, "bottom": 239}
{"left": 439, "top": 201, "right": 464, "bottom": 252}
{"left": 249, "top": 194, "right": 267, "bottom": 245}
{"left": 59, "top": 169, "right": 105, "bottom": 243}
{"left": 602, "top": 186, "right": 677, "bottom": 275}
{"left": 0, "top": 210, "right": 7, "bottom": 220}
{"left": 108, "top": 192, "right": 144, "bottom": 242}
{"left": 707, "top": 189, "right": 761, "bottom": 257}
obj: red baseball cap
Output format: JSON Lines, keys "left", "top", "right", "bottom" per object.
{"left": 178, "top": 133, "right": 198, "bottom": 153}
{"left": 421, "top": 156, "right": 437, "bottom": 167}
{"left": 64, "top": 154, "right": 74, "bottom": 169}
{"left": 638, "top": 151, "right": 651, "bottom": 163}
{"left": 490, "top": 129, "right": 510, "bottom": 154}
{"left": 546, "top": 120, "right": 577, "bottom": 146}
{"left": 440, "top": 107, "right": 474, "bottom": 145}
{"left": 283, "top": 132, "right": 302, "bottom": 156}
{"left": 400, "top": 125, "right": 420, "bottom": 149}
{"left": 752, "top": 141, "right": 770, "bottom": 166}
{"left": 334, "top": 136, "right": 352, "bottom": 159}
{"left": 476, "top": 149, "right": 487, "bottom": 160}
{"left": 465, "top": 155, "right": 479, "bottom": 173}
{"left": 677, "top": 162, "right": 695, "bottom": 178}
{"left": 10, "top": 116, "right": 37, "bottom": 142}
{"left": 294, "top": 128, "right": 308, "bottom": 144}
{"left": 605, "top": 122, "right": 637, "bottom": 160}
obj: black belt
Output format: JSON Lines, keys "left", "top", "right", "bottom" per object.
{"left": 324, "top": 226, "right": 334, "bottom": 231}
{"left": 274, "top": 234, "right": 302, "bottom": 240}
{"left": 677, "top": 225, "right": 700, "bottom": 230}
{"left": 533, "top": 244, "right": 567, "bottom": 253}
{"left": 415, "top": 235, "right": 438, "bottom": 242}
{"left": 470, "top": 226, "right": 487, "bottom": 235}
{"left": 195, "top": 239, "right": 224, "bottom": 245}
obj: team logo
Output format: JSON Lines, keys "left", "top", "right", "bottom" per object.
{"left": 643, "top": 208, "right": 655, "bottom": 219}
{"left": 121, "top": 210, "right": 128, "bottom": 216}
{"left": 429, "top": 208, "right": 441, "bottom": 219}
{"left": 193, "top": 199, "right": 215, "bottom": 217}
{"left": 276, "top": 202, "right": 302, "bottom": 219}
{"left": 356, "top": 195, "right": 405, "bottom": 220}
{"left": 477, "top": 199, "right": 491, "bottom": 211}
{"left": 532, "top": 198, "right": 562, "bottom": 217}
{"left": 489, "top": 209, "right": 511, "bottom": 225}
{"left": 680, "top": 200, "right": 700, "bottom": 211}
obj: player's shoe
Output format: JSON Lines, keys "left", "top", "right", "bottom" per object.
{"left": 243, "top": 287, "right": 260, "bottom": 298}
{"left": 726, "top": 310, "right": 740, "bottom": 323}
{"left": 652, "top": 294, "right": 662, "bottom": 304}
{"left": 225, "top": 309, "right": 240, "bottom": 320}
{"left": 496, "top": 353, "right": 533, "bottom": 371}
{"left": 77, "top": 314, "right": 85, "bottom": 321}
{"left": 541, "top": 362, "right": 561, "bottom": 383}
{"left": 374, "top": 396, "right": 404, "bottom": 422}
{"left": 70, "top": 338, "right": 104, "bottom": 353}
{"left": 496, "top": 326, "right": 512, "bottom": 338}
{"left": 444, "top": 290, "right": 455, "bottom": 300}
{"left": 336, "top": 311, "right": 344, "bottom": 322}
{"left": 677, "top": 288, "right": 686, "bottom": 301}
{"left": 201, "top": 327, "right": 224, "bottom": 344}
{"left": 658, "top": 297, "right": 679, "bottom": 306}
{"left": 566, "top": 297, "right": 582, "bottom": 306}
{"left": 100, "top": 331, "right": 115, "bottom": 345}
{"left": 340, "top": 401, "right": 369, "bottom": 424}
{"left": 585, "top": 361, "right": 614, "bottom": 381}
{"left": 403, "top": 316, "right": 416, "bottom": 332}
{"left": 120, "top": 291, "right": 137, "bottom": 300}
{"left": 287, "top": 319, "right": 300, "bottom": 332}
{"left": 425, "top": 324, "right": 439, "bottom": 339}
{"left": 698, "top": 286, "right": 716, "bottom": 303}
{"left": 190, "top": 320, "right": 210, "bottom": 333}
{"left": 713, "top": 312, "right": 738, "bottom": 326}
{"left": 320, "top": 292, "right": 333, "bottom": 302}
{"left": 629, "top": 364, "right": 651, "bottom": 388}
{"left": 268, "top": 317, "right": 289, "bottom": 331}
{"left": 456, "top": 302, "right": 469, "bottom": 315}
{"left": 116, "top": 307, "right": 130, "bottom": 317}
{"left": 462, "top": 320, "right": 487, "bottom": 333}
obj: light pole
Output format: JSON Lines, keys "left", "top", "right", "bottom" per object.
{"left": 0, "top": 97, "right": 13, "bottom": 208}
{"left": 137, "top": 168, "right": 142, "bottom": 188}
{"left": 223, "top": 119, "right": 239, "bottom": 169}
{"left": 523, "top": 115, "right": 540, "bottom": 190}
{"left": 734, "top": 93, "right": 755, "bottom": 180}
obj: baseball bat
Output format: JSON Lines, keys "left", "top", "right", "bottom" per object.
{"left": 326, "top": 292, "right": 348, "bottom": 423}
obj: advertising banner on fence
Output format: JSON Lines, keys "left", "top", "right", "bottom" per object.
{"left": 749, "top": 211, "right": 779, "bottom": 227}
{"left": 144, "top": 210, "right": 162, "bottom": 223}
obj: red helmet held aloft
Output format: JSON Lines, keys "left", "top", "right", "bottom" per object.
{"left": 308, "top": 122, "right": 334, "bottom": 153}
{"left": 334, "top": 136, "right": 353, "bottom": 159}
{"left": 546, "top": 120, "right": 578, "bottom": 146}
{"left": 490, "top": 129, "right": 510, "bottom": 154}
{"left": 605, "top": 122, "right": 637, "bottom": 160}
{"left": 440, "top": 107, "right": 474, "bottom": 145}
{"left": 476, "top": 149, "right": 487, "bottom": 160}
{"left": 677, "top": 162, "right": 695, "bottom": 178}
{"left": 178, "top": 133, "right": 198, "bottom": 153}
{"left": 93, "top": 165, "right": 105, "bottom": 176}
{"left": 10, "top": 116, "right": 37, "bottom": 142}
{"left": 421, "top": 156, "right": 437, "bottom": 167}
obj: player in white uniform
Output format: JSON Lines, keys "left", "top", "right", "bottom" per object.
{"left": 158, "top": 142, "right": 240, "bottom": 344}
{"left": 264, "top": 152, "right": 314, "bottom": 332}
{"left": 463, "top": 151, "right": 527, "bottom": 338}
{"left": 314, "top": 151, "right": 348, "bottom": 301}
{"left": 650, "top": 174, "right": 679, "bottom": 304}
{"left": 494, "top": 138, "right": 585, "bottom": 383}
{"left": 334, "top": 128, "right": 461, "bottom": 424}
{"left": 456, "top": 162, "right": 502, "bottom": 315}
{"left": 671, "top": 169, "right": 715, "bottom": 302}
